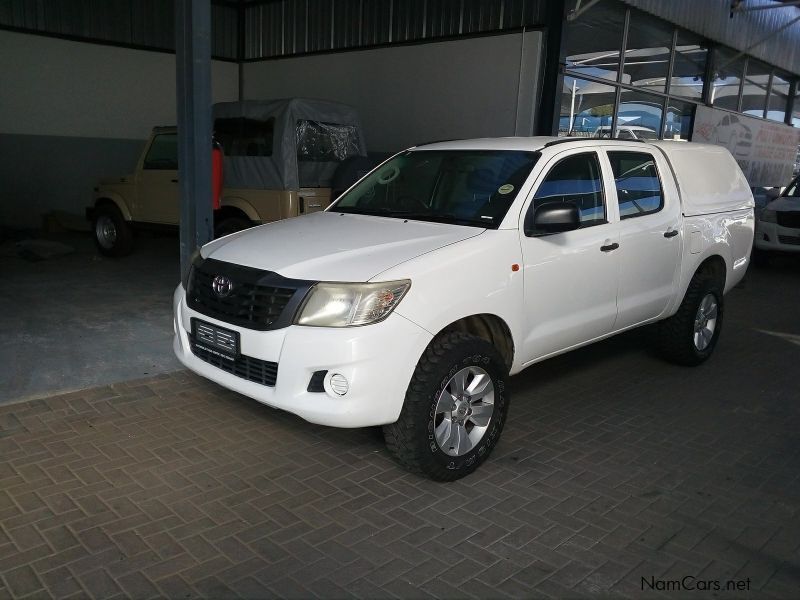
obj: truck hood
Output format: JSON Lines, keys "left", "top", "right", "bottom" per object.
{"left": 202, "top": 211, "right": 485, "bottom": 281}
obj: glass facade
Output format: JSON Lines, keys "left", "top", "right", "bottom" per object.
{"left": 622, "top": 10, "right": 673, "bottom": 94}
{"left": 669, "top": 32, "right": 706, "bottom": 100}
{"left": 767, "top": 72, "right": 791, "bottom": 123}
{"left": 559, "top": 75, "right": 615, "bottom": 136}
{"left": 710, "top": 48, "right": 745, "bottom": 111}
{"left": 560, "top": 0, "right": 799, "bottom": 144}
{"left": 741, "top": 59, "right": 771, "bottom": 119}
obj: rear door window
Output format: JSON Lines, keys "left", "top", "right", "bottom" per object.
{"left": 607, "top": 151, "right": 664, "bottom": 218}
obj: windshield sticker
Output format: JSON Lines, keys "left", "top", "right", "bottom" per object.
{"left": 498, "top": 184, "right": 514, "bottom": 195}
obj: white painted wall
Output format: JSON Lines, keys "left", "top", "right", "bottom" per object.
{"left": 243, "top": 32, "right": 543, "bottom": 152}
{"left": 0, "top": 30, "right": 239, "bottom": 140}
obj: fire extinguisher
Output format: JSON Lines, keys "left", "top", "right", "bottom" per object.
{"left": 211, "top": 138, "right": 224, "bottom": 210}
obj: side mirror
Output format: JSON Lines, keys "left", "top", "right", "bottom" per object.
{"left": 526, "top": 202, "right": 581, "bottom": 235}
{"left": 765, "top": 187, "right": 781, "bottom": 200}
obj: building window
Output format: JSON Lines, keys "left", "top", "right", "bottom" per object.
{"left": 559, "top": 76, "right": 616, "bottom": 137}
{"left": 669, "top": 31, "right": 707, "bottom": 100}
{"left": 564, "top": 0, "right": 626, "bottom": 83}
{"left": 766, "top": 72, "right": 791, "bottom": 123}
{"left": 617, "top": 89, "right": 662, "bottom": 140}
{"left": 623, "top": 10, "right": 674, "bottom": 94}
{"left": 664, "top": 98, "right": 695, "bottom": 141}
{"left": 559, "top": 0, "right": 794, "bottom": 142}
{"left": 710, "top": 47, "right": 745, "bottom": 111}
{"left": 741, "top": 59, "right": 771, "bottom": 118}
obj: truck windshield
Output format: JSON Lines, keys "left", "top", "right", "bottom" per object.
{"left": 330, "top": 150, "right": 539, "bottom": 228}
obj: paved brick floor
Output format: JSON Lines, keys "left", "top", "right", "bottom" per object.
{"left": 1, "top": 258, "right": 799, "bottom": 599}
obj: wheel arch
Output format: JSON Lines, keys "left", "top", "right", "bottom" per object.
{"left": 94, "top": 195, "right": 132, "bottom": 221}
{"left": 220, "top": 196, "right": 259, "bottom": 223}
{"left": 435, "top": 313, "right": 515, "bottom": 372}
{"left": 696, "top": 254, "right": 727, "bottom": 288}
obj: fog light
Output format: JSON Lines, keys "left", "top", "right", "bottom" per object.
{"left": 329, "top": 373, "right": 349, "bottom": 396}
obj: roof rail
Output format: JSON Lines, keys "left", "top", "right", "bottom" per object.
{"left": 543, "top": 137, "right": 589, "bottom": 147}
{"left": 543, "top": 137, "right": 648, "bottom": 148}
{"left": 415, "top": 138, "right": 460, "bottom": 147}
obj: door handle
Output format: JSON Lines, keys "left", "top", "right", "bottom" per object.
{"left": 600, "top": 243, "right": 619, "bottom": 252}
{"left": 664, "top": 229, "right": 679, "bottom": 238}
{"left": 171, "top": 179, "right": 179, "bottom": 183}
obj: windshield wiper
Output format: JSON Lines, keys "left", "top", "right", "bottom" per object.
{"left": 335, "top": 207, "right": 490, "bottom": 227}
{"left": 397, "top": 212, "right": 491, "bottom": 227}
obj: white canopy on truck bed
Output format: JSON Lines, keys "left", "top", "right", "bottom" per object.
{"left": 651, "top": 141, "right": 754, "bottom": 217}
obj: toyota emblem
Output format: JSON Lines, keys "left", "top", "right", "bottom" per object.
{"left": 212, "top": 275, "right": 233, "bottom": 297}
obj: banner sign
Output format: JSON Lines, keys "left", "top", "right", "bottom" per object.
{"left": 691, "top": 105, "right": 800, "bottom": 187}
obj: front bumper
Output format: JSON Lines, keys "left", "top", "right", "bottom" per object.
{"left": 754, "top": 221, "right": 800, "bottom": 252}
{"left": 172, "top": 285, "right": 433, "bottom": 428}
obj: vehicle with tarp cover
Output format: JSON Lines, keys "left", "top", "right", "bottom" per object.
{"left": 87, "top": 98, "right": 366, "bottom": 256}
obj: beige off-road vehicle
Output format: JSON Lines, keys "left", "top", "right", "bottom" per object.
{"left": 87, "top": 98, "right": 366, "bottom": 256}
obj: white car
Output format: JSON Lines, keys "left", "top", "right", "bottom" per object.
{"left": 173, "top": 137, "right": 754, "bottom": 480}
{"left": 754, "top": 175, "right": 800, "bottom": 257}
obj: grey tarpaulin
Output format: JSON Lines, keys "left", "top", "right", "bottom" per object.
{"left": 212, "top": 98, "right": 367, "bottom": 191}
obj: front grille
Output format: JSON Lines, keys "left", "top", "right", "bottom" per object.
{"left": 776, "top": 211, "right": 800, "bottom": 229}
{"left": 187, "top": 259, "right": 313, "bottom": 331}
{"left": 778, "top": 235, "right": 800, "bottom": 246}
{"left": 190, "top": 336, "right": 278, "bottom": 386}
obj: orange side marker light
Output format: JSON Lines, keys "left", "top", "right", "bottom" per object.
{"left": 511, "top": 264, "right": 520, "bottom": 272}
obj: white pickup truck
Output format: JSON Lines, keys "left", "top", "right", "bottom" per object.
{"left": 173, "top": 137, "right": 754, "bottom": 480}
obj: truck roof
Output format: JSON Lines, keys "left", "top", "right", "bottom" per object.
{"left": 414, "top": 136, "right": 755, "bottom": 217}
{"left": 414, "top": 136, "right": 675, "bottom": 152}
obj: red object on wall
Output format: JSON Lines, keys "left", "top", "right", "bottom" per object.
{"left": 211, "top": 141, "right": 224, "bottom": 210}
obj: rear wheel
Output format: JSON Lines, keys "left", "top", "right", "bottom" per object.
{"left": 93, "top": 204, "right": 133, "bottom": 257}
{"left": 656, "top": 269, "right": 724, "bottom": 366}
{"left": 383, "top": 332, "right": 509, "bottom": 481}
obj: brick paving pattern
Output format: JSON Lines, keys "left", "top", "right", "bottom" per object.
{"left": 1, "top": 262, "right": 799, "bottom": 598}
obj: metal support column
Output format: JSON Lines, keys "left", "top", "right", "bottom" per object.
{"left": 786, "top": 79, "right": 797, "bottom": 126}
{"left": 176, "top": 0, "right": 214, "bottom": 281}
{"left": 536, "top": 0, "right": 568, "bottom": 136}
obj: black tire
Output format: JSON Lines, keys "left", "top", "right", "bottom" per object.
{"left": 383, "top": 332, "right": 509, "bottom": 481}
{"left": 92, "top": 203, "right": 133, "bottom": 257}
{"left": 214, "top": 216, "right": 251, "bottom": 239}
{"left": 655, "top": 269, "right": 724, "bottom": 366}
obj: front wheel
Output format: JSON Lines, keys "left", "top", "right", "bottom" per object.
{"left": 383, "top": 332, "right": 509, "bottom": 481}
{"left": 655, "top": 270, "right": 724, "bottom": 366}
{"left": 93, "top": 204, "right": 133, "bottom": 257}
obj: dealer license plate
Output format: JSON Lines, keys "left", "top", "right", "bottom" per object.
{"left": 192, "top": 318, "right": 239, "bottom": 360}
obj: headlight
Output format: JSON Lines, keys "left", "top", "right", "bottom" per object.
{"left": 181, "top": 248, "right": 202, "bottom": 290}
{"left": 760, "top": 208, "right": 777, "bottom": 224}
{"left": 296, "top": 280, "right": 411, "bottom": 327}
